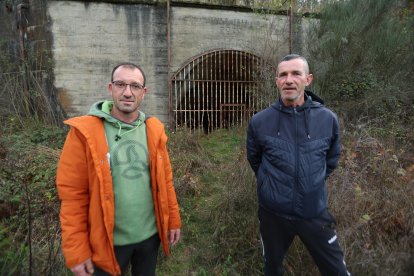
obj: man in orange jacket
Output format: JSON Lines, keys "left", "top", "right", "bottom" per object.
{"left": 56, "top": 62, "right": 181, "bottom": 276}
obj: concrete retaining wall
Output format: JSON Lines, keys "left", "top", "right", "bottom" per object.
{"left": 1, "top": 0, "right": 309, "bottom": 124}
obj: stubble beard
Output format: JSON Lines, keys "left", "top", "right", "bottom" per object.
{"left": 114, "top": 100, "right": 140, "bottom": 116}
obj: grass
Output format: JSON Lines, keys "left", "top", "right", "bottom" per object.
{"left": 158, "top": 128, "right": 251, "bottom": 275}
{"left": 0, "top": 117, "right": 67, "bottom": 275}
{"left": 0, "top": 117, "right": 413, "bottom": 275}
{"left": 159, "top": 124, "right": 414, "bottom": 275}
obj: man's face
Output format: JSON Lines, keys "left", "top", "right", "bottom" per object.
{"left": 108, "top": 66, "right": 147, "bottom": 120}
{"left": 276, "top": 58, "right": 313, "bottom": 107}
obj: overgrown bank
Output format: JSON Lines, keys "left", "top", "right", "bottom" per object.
{"left": 1, "top": 117, "right": 412, "bottom": 275}
{"left": 157, "top": 124, "right": 414, "bottom": 275}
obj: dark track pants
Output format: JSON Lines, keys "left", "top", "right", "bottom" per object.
{"left": 259, "top": 207, "right": 350, "bottom": 276}
{"left": 95, "top": 233, "right": 160, "bottom": 276}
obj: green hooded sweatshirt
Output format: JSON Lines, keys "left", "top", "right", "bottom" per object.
{"left": 89, "top": 101, "right": 157, "bottom": 246}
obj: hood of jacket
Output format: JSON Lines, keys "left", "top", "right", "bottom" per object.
{"left": 270, "top": 91, "right": 324, "bottom": 139}
{"left": 88, "top": 100, "right": 145, "bottom": 127}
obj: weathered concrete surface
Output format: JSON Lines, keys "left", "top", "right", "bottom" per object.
{"left": 170, "top": 7, "right": 289, "bottom": 73}
{"left": 48, "top": 1, "right": 292, "bottom": 123}
{"left": 68, "top": 0, "right": 288, "bottom": 10}
{"left": 49, "top": 1, "right": 169, "bottom": 120}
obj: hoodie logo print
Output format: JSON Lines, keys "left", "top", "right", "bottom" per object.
{"left": 112, "top": 140, "right": 148, "bottom": 180}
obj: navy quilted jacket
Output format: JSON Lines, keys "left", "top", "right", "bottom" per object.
{"left": 246, "top": 93, "right": 341, "bottom": 218}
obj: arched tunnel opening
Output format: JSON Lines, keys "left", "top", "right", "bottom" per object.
{"left": 171, "top": 49, "right": 275, "bottom": 133}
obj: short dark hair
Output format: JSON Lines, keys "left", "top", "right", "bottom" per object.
{"left": 278, "top": 54, "right": 310, "bottom": 74}
{"left": 111, "top": 62, "right": 146, "bottom": 85}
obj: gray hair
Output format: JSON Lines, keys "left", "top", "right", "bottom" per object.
{"left": 278, "top": 54, "right": 310, "bottom": 74}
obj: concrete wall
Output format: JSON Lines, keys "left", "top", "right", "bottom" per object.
{"left": 47, "top": 1, "right": 295, "bottom": 123}
{"left": 170, "top": 7, "right": 289, "bottom": 73}
{"left": 48, "top": 2, "right": 169, "bottom": 120}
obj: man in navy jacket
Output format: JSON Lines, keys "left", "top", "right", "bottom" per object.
{"left": 247, "top": 54, "right": 350, "bottom": 276}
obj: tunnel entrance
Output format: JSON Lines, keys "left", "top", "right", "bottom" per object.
{"left": 170, "top": 49, "right": 276, "bottom": 133}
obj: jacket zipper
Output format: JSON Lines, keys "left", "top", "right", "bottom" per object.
{"left": 293, "top": 107, "right": 299, "bottom": 214}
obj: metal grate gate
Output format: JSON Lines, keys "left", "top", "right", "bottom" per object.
{"left": 170, "top": 49, "right": 275, "bottom": 133}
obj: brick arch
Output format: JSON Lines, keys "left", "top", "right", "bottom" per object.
{"left": 170, "top": 49, "right": 276, "bottom": 133}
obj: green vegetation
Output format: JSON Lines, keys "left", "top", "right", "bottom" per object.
{"left": 0, "top": 0, "right": 413, "bottom": 275}
{"left": 0, "top": 5, "right": 61, "bottom": 126}
{"left": 157, "top": 126, "right": 414, "bottom": 275}
{"left": 0, "top": 116, "right": 413, "bottom": 274}
{"left": 306, "top": 0, "right": 414, "bottom": 130}
{"left": 158, "top": 128, "right": 262, "bottom": 275}
{"left": 0, "top": 117, "right": 67, "bottom": 275}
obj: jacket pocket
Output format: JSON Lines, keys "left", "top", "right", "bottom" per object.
{"left": 310, "top": 209, "right": 337, "bottom": 230}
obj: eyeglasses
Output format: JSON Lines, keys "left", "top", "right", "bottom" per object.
{"left": 112, "top": 81, "right": 145, "bottom": 92}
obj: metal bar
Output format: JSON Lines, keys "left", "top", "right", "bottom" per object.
{"left": 197, "top": 59, "right": 202, "bottom": 132}
{"left": 237, "top": 74, "right": 240, "bottom": 127}
{"left": 209, "top": 53, "right": 213, "bottom": 130}
{"left": 178, "top": 74, "right": 182, "bottom": 129}
{"left": 225, "top": 50, "right": 228, "bottom": 109}
{"left": 183, "top": 66, "right": 187, "bottom": 128}
{"left": 174, "top": 78, "right": 178, "bottom": 130}
{"left": 174, "top": 79, "right": 256, "bottom": 83}
{"left": 235, "top": 50, "right": 238, "bottom": 81}
{"left": 289, "top": 0, "right": 293, "bottom": 54}
{"left": 192, "top": 60, "right": 196, "bottom": 131}
{"left": 167, "top": 0, "right": 172, "bottom": 129}
{"left": 214, "top": 51, "right": 218, "bottom": 130}
{"left": 231, "top": 50, "right": 235, "bottom": 127}
{"left": 258, "top": 57, "right": 263, "bottom": 110}
{"left": 201, "top": 55, "right": 205, "bottom": 132}
{"left": 236, "top": 51, "right": 239, "bottom": 127}
{"left": 187, "top": 63, "right": 192, "bottom": 130}
{"left": 249, "top": 52, "right": 254, "bottom": 115}
{"left": 243, "top": 52, "right": 247, "bottom": 125}
{"left": 171, "top": 49, "right": 271, "bottom": 132}
{"left": 219, "top": 51, "right": 222, "bottom": 128}
{"left": 205, "top": 55, "right": 209, "bottom": 133}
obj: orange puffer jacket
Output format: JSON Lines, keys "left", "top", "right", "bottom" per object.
{"left": 56, "top": 116, "right": 181, "bottom": 275}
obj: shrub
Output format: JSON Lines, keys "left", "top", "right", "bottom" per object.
{"left": 306, "top": 0, "right": 414, "bottom": 132}
{"left": 0, "top": 118, "right": 66, "bottom": 275}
